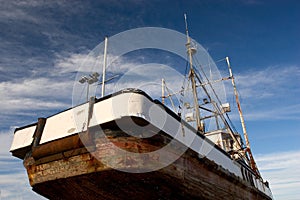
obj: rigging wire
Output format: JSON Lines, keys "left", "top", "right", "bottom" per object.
{"left": 193, "top": 56, "right": 223, "bottom": 106}
{"left": 192, "top": 69, "right": 243, "bottom": 150}
{"left": 193, "top": 57, "right": 241, "bottom": 133}
{"left": 193, "top": 57, "right": 226, "bottom": 71}
{"left": 178, "top": 57, "right": 190, "bottom": 115}
{"left": 225, "top": 113, "right": 239, "bottom": 134}
{"left": 163, "top": 81, "right": 176, "bottom": 111}
{"left": 192, "top": 56, "right": 244, "bottom": 150}
{"left": 77, "top": 82, "right": 88, "bottom": 104}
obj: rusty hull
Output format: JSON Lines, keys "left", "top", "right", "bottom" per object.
{"left": 23, "top": 129, "right": 271, "bottom": 200}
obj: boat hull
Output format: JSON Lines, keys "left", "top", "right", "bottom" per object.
{"left": 24, "top": 126, "right": 271, "bottom": 200}
{"left": 11, "top": 89, "right": 272, "bottom": 199}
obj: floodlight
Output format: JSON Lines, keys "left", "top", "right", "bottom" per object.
{"left": 92, "top": 72, "right": 100, "bottom": 78}
{"left": 79, "top": 76, "right": 87, "bottom": 83}
{"left": 78, "top": 72, "right": 100, "bottom": 101}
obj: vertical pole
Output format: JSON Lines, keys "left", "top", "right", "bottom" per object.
{"left": 184, "top": 14, "right": 203, "bottom": 133}
{"left": 226, "top": 56, "right": 260, "bottom": 176}
{"left": 102, "top": 37, "right": 108, "bottom": 97}
{"left": 226, "top": 57, "right": 249, "bottom": 148}
{"left": 162, "top": 78, "right": 165, "bottom": 105}
{"left": 32, "top": 118, "right": 47, "bottom": 149}
{"left": 86, "top": 83, "right": 89, "bottom": 102}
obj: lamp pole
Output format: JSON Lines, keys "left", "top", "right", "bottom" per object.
{"left": 79, "top": 72, "right": 100, "bottom": 101}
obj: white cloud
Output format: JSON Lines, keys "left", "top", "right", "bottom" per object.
{"left": 0, "top": 50, "right": 187, "bottom": 126}
{"left": 0, "top": 50, "right": 153, "bottom": 127}
{"left": 54, "top": 52, "right": 141, "bottom": 75}
{"left": 55, "top": 53, "right": 95, "bottom": 73}
{"left": 256, "top": 150, "right": 300, "bottom": 200}
{"left": 110, "top": 63, "right": 185, "bottom": 101}
{"left": 0, "top": 6, "right": 38, "bottom": 23}
{"left": 0, "top": 130, "right": 46, "bottom": 199}
{"left": 224, "top": 65, "right": 300, "bottom": 121}
{"left": 57, "top": 53, "right": 300, "bottom": 123}
{"left": 55, "top": 51, "right": 186, "bottom": 101}
{"left": 234, "top": 65, "right": 300, "bottom": 99}
{"left": 0, "top": 130, "right": 14, "bottom": 155}
{"left": 0, "top": 78, "right": 72, "bottom": 98}
{"left": 0, "top": 54, "right": 79, "bottom": 129}
{"left": 2, "top": 98, "right": 69, "bottom": 112}
{"left": 244, "top": 103, "right": 300, "bottom": 120}
{"left": 0, "top": 77, "right": 73, "bottom": 112}
{"left": 0, "top": 0, "right": 89, "bottom": 22}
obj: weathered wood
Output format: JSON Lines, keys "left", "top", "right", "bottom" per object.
{"left": 32, "top": 118, "right": 47, "bottom": 148}
{"left": 24, "top": 131, "right": 271, "bottom": 200}
{"left": 32, "top": 131, "right": 95, "bottom": 160}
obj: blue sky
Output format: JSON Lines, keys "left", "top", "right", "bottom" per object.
{"left": 0, "top": 0, "right": 299, "bottom": 199}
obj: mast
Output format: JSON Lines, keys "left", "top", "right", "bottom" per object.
{"left": 184, "top": 14, "right": 204, "bottom": 133}
{"left": 161, "top": 78, "right": 165, "bottom": 105}
{"left": 102, "top": 36, "right": 108, "bottom": 97}
{"left": 226, "top": 57, "right": 260, "bottom": 176}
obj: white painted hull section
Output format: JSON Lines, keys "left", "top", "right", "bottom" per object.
{"left": 10, "top": 125, "right": 36, "bottom": 151}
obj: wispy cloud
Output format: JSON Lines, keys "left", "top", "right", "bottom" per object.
{"left": 0, "top": 48, "right": 186, "bottom": 128}
{"left": 0, "top": 0, "right": 89, "bottom": 22}
{"left": 0, "top": 60, "right": 78, "bottom": 130}
{"left": 256, "top": 150, "right": 300, "bottom": 200}
{"left": 0, "top": 0, "right": 96, "bottom": 81}
{"left": 224, "top": 65, "right": 300, "bottom": 121}
{"left": 57, "top": 51, "right": 187, "bottom": 107}
{"left": 0, "top": 77, "right": 73, "bottom": 99}
{"left": 235, "top": 65, "right": 300, "bottom": 99}
{"left": 0, "top": 0, "right": 175, "bottom": 127}
{"left": 244, "top": 103, "right": 300, "bottom": 120}
{"left": 0, "top": 130, "right": 14, "bottom": 155}
{"left": 0, "top": 130, "right": 45, "bottom": 199}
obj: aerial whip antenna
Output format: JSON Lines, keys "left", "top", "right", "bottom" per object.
{"left": 102, "top": 36, "right": 108, "bottom": 97}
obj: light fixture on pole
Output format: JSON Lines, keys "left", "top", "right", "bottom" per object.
{"left": 79, "top": 72, "right": 100, "bottom": 101}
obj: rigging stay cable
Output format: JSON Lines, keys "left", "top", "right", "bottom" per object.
{"left": 178, "top": 58, "right": 190, "bottom": 114}
{"left": 193, "top": 57, "right": 242, "bottom": 146}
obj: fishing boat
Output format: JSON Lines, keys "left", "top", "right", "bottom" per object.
{"left": 10, "top": 15, "right": 273, "bottom": 200}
